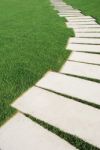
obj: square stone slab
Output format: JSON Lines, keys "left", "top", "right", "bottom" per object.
{"left": 36, "top": 71, "right": 100, "bottom": 105}
{"left": 12, "top": 87, "right": 100, "bottom": 148}
{"left": 67, "top": 43, "right": 100, "bottom": 53}
{"left": 0, "top": 113, "right": 76, "bottom": 150}
{"left": 68, "top": 52, "right": 100, "bottom": 65}
{"left": 60, "top": 61, "right": 100, "bottom": 80}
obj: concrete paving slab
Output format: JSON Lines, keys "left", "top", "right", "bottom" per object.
{"left": 60, "top": 61, "right": 100, "bottom": 80}
{"left": 75, "top": 32, "right": 100, "bottom": 38}
{"left": 12, "top": 87, "right": 100, "bottom": 148}
{"left": 57, "top": 9, "right": 80, "bottom": 13}
{"left": 68, "top": 52, "right": 100, "bottom": 65}
{"left": 60, "top": 14, "right": 84, "bottom": 17}
{"left": 67, "top": 21, "right": 97, "bottom": 25}
{"left": 36, "top": 71, "right": 100, "bottom": 105}
{"left": 69, "top": 37, "right": 100, "bottom": 44}
{"left": 74, "top": 28, "right": 100, "bottom": 33}
{"left": 66, "top": 16, "right": 94, "bottom": 20}
{"left": 67, "top": 43, "right": 100, "bottom": 53}
{"left": 66, "top": 23, "right": 100, "bottom": 28}
{"left": 0, "top": 113, "right": 76, "bottom": 150}
{"left": 67, "top": 19, "right": 95, "bottom": 22}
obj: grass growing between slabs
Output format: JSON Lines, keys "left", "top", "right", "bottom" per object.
{"left": 64, "top": 0, "right": 100, "bottom": 23}
{"left": 0, "top": 0, "right": 73, "bottom": 126}
{"left": 25, "top": 114, "right": 99, "bottom": 150}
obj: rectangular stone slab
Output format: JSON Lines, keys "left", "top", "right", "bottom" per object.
{"left": 55, "top": 5, "right": 72, "bottom": 7}
{"left": 67, "top": 21, "right": 97, "bottom": 25}
{"left": 60, "top": 61, "right": 100, "bottom": 80}
{"left": 75, "top": 32, "right": 100, "bottom": 38}
{"left": 12, "top": 87, "right": 100, "bottom": 148}
{"left": 58, "top": 10, "right": 81, "bottom": 13}
{"left": 0, "top": 113, "right": 76, "bottom": 150}
{"left": 66, "top": 23, "right": 100, "bottom": 28}
{"left": 36, "top": 71, "right": 100, "bottom": 105}
{"left": 74, "top": 28, "right": 100, "bottom": 32}
{"left": 67, "top": 43, "right": 100, "bottom": 53}
{"left": 66, "top": 17, "right": 95, "bottom": 21}
{"left": 67, "top": 19, "right": 95, "bottom": 22}
{"left": 66, "top": 16, "right": 94, "bottom": 20}
{"left": 60, "top": 14, "right": 84, "bottom": 17}
{"left": 55, "top": 7, "right": 73, "bottom": 9}
{"left": 59, "top": 12, "right": 82, "bottom": 15}
{"left": 69, "top": 37, "right": 100, "bottom": 44}
{"left": 68, "top": 52, "right": 100, "bottom": 65}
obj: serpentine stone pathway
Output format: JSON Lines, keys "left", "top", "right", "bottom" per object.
{"left": 0, "top": 0, "right": 100, "bottom": 149}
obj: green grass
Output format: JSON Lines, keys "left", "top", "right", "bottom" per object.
{"left": 0, "top": 0, "right": 73, "bottom": 126}
{"left": 64, "top": 0, "right": 100, "bottom": 23}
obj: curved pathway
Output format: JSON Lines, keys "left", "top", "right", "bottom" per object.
{"left": 0, "top": 0, "right": 100, "bottom": 149}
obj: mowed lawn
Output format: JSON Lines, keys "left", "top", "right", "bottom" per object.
{"left": 0, "top": 0, "right": 73, "bottom": 126}
{"left": 64, "top": 0, "right": 100, "bottom": 23}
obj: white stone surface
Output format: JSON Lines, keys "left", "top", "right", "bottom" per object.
{"left": 66, "top": 23, "right": 100, "bottom": 28}
{"left": 66, "top": 16, "right": 94, "bottom": 20}
{"left": 67, "top": 21, "right": 97, "bottom": 25}
{"left": 74, "top": 28, "right": 100, "bottom": 33}
{"left": 75, "top": 32, "right": 100, "bottom": 38}
{"left": 57, "top": 9, "right": 80, "bottom": 13}
{"left": 12, "top": 87, "right": 100, "bottom": 148}
{"left": 36, "top": 71, "right": 100, "bottom": 105}
{"left": 60, "top": 14, "right": 84, "bottom": 17}
{"left": 60, "top": 61, "right": 100, "bottom": 80}
{"left": 68, "top": 52, "right": 100, "bottom": 65}
{"left": 69, "top": 37, "right": 100, "bottom": 44}
{"left": 67, "top": 43, "right": 100, "bottom": 53}
{"left": 67, "top": 19, "right": 95, "bottom": 22}
{"left": 59, "top": 12, "right": 82, "bottom": 15}
{"left": 0, "top": 113, "right": 76, "bottom": 150}
{"left": 66, "top": 17, "right": 95, "bottom": 21}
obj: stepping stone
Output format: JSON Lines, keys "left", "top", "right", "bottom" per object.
{"left": 66, "top": 23, "right": 100, "bottom": 28}
{"left": 67, "top": 19, "right": 95, "bottom": 22}
{"left": 60, "top": 10, "right": 80, "bottom": 14}
{"left": 36, "top": 71, "right": 100, "bottom": 105}
{"left": 75, "top": 32, "right": 100, "bottom": 38}
{"left": 66, "top": 17, "right": 95, "bottom": 22}
{"left": 67, "top": 43, "right": 100, "bottom": 53}
{"left": 59, "top": 11, "right": 81, "bottom": 14}
{"left": 69, "top": 37, "right": 100, "bottom": 44}
{"left": 60, "top": 61, "right": 100, "bottom": 80}
{"left": 58, "top": 10, "right": 81, "bottom": 13}
{"left": 12, "top": 86, "right": 100, "bottom": 148}
{"left": 55, "top": 6, "right": 73, "bottom": 8}
{"left": 0, "top": 113, "right": 76, "bottom": 150}
{"left": 67, "top": 16, "right": 94, "bottom": 20}
{"left": 67, "top": 21, "right": 97, "bottom": 25}
{"left": 59, "top": 9, "right": 80, "bottom": 14}
{"left": 68, "top": 52, "right": 100, "bottom": 65}
{"left": 60, "top": 14, "right": 84, "bottom": 17}
{"left": 74, "top": 28, "right": 100, "bottom": 33}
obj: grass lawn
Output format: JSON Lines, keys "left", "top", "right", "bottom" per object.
{"left": 64, "top": 0, "right": 100, "bottom": 23}
{"left": 0, "top": 0, "right": 73, "bottom": 126}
